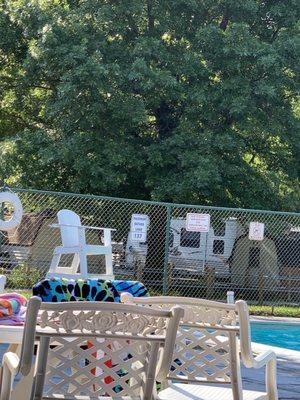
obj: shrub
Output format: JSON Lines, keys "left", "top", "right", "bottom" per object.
{"left": 8, "top": 264, "right": 41, "bottom": 289}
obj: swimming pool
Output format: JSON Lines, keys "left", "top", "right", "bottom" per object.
{"left": 250, "top": 321, "right": 300, "bottom": 351}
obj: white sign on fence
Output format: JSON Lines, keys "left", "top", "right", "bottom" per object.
{"left": 130, "top": 214, "right": 149, "bottom": 242}
{"left": 186, "top": 213, "right": 211, "bottom": 232}
{"left": 249, "top": 222, "right": 265, "bottom": 241}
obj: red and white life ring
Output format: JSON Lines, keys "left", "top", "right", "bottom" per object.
{"left": 0, "top": 192, "right": 23, "bottom": 232}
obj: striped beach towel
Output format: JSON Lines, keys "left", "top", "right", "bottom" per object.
{"left": 0, "top": 293, "right": 27, "bottom": 325}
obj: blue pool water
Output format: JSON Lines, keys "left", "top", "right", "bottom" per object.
{"left": 251, "top": 321, "right": 300, "bottom": 351}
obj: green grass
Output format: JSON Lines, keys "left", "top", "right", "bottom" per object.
{"left": 249, "top": 305, "right": 300, "bottom": 318}
{"left": 4, "top": 288, "right": 300, "bottom": 317}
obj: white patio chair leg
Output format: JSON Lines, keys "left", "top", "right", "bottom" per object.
{"left": 0, "top": 364, "right": 13, "bottom": 400}
{"left": 266, "top": 358, "right": 278, "bottom": 400}
{"left": 79, "top": 252, "right": 88, "bottom": 278}
{"left": 0, "top": 275, "right": 6, "bottom": 293}
{"left": 103, "top": 229, "right": 113, "bottom": 277}
{"left": 105, "top": 254, "right": 113, "bottom": 277}
{"left": 48, "top": 253, "right": 61, "bottom": 274}
{"left": 70, "top": 253, "right": 80, "bottom": 275}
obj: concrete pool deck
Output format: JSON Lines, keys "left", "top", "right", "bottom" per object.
{"left": 243, "top": 342, "right": 300, "bottom": 400}
{"left": 251, "top": 316, "right": 300, "bottom": 323}
{"left": 246, "top": 316, "right": 300, "bottom": 398}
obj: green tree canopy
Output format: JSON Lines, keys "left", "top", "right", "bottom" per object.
{"left": 0, "top": 0, "right": 299, "bottom": 210}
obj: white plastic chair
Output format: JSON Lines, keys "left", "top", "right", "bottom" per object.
{"left": 47, "top": 209, "right": 115, "bottom": 279}
{"left": 121, "top": 294, "right": 278, "bottom": 400}
{"left": 0, "top": 297, "right": 183, "bottom": 400}
{"left": 0, "top": 275, "right": 6, "bottom": 293}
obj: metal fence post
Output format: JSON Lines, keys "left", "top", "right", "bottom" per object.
{"left": 0, "top": 185, "right": 5, "bottom": 253}
{"left": 163, "top": 204, "right": 172, "bottom": 295}
{"left": 227, "top": 291, "right": 235, "bottom": 304}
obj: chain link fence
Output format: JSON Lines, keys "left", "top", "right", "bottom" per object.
{"left": 0, "top": 188, "right": 300, "bottom": 306}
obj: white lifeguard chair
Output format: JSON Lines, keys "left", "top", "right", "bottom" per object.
{"left": 47, "top": 209, "right": 115, "bottom": 279}
{"left": 0, "top": 190, "right": 23, "bottom": 292}
{"left": 0, "top": 275, "right": 6, "bottom": 293}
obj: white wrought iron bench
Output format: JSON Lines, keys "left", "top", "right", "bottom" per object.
{"left": 121, "top": 294, "right": 278, "bottom": 400}
{"left": 0, "top": 297, "right": 184, "bottom": 400}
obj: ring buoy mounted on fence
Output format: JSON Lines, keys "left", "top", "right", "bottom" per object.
{"left": 0, "top": 192, "right": 23, "bottom": 232}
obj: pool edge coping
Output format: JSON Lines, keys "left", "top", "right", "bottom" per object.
{"left": 252, "top": 342, "right": 300, "bottom": 361}
{"left": 250, "top": 317, "right": 300, "bottom": 357}
{"left": 250, "top": 315, "right": 300, "bottom": 324}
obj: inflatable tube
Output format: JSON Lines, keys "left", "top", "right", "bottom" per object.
{"left": 0, "top": 192, "right": 23, "bottom": 232}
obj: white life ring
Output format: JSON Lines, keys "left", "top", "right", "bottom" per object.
{"left": 0, "top": 192, "right": 23, "bottom": 232}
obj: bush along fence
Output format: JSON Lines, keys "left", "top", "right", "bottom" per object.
{"left": 0, "top": 188, "right": 300, "bottom": 306}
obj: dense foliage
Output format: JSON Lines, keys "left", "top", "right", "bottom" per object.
{"left": 0, "top": 0, "right": 299, "bottom": 210}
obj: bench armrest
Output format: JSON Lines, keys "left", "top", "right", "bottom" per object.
{"left": 2, "top": 352, "right": 19, "bottom": 375}
{"left": 244, "top": 350, "right": 278, "bottom": 400}
{"left": 0, "top": 352, "right": 20, "bottom": 400}
{"left": 251, "top": 349, "right": 276, "bottom": 369}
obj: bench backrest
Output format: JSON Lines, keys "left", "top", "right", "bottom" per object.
{"left": 19, "top": 297, "right": 183, "bottom": 400}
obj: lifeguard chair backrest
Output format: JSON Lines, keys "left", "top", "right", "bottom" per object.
{"left": 57, "top": 209, "right": 83, "bottom": 247}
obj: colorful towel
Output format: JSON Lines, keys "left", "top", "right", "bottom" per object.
{"left": 0, "top": 293, "right": 27, "bottom": 325}
{"left": 111, "top": 280, "right": 149, "bottom": 298}
{"left": 32, "top": 278, "right": 148, "bottom": 303}
{"left": 33, "top": 278, "right": 120, "bottom": 302}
